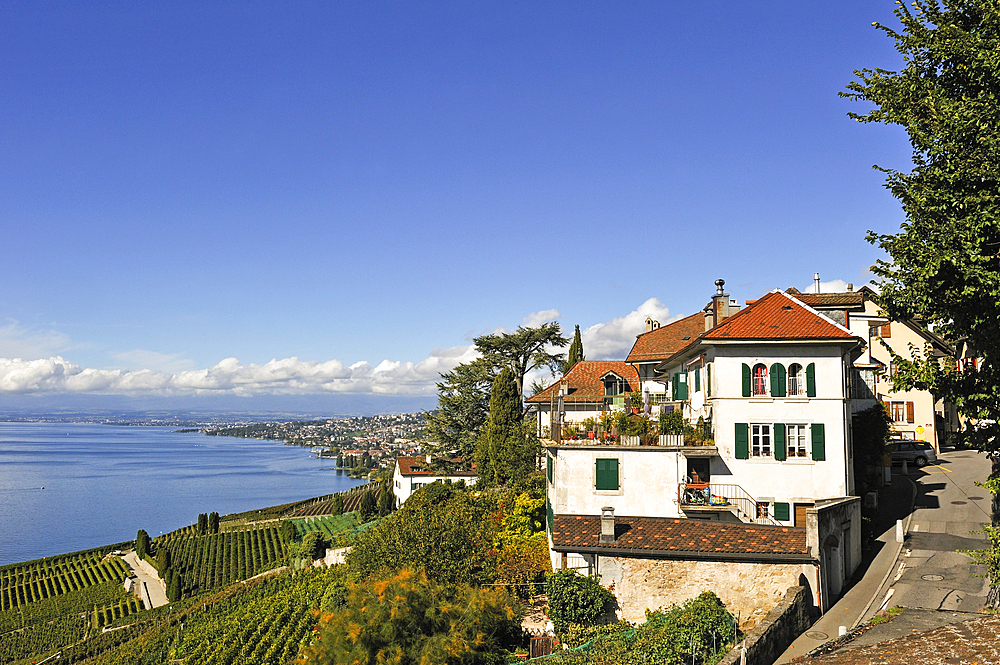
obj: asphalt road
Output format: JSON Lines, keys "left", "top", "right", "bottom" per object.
{"left": 879, "top": 448, "right": 992, "bottom": 616}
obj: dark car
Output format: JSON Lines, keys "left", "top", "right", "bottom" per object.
{"left": 888, "top": 440, "right": 937, "bottom": 467}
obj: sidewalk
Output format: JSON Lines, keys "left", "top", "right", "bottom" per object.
{"left": 121, "top": 551, "right": 169, "bottom": 609}
{"left": 774, "top": 473, "right": 915, "bottom": 663}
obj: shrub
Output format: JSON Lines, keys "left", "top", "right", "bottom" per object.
{"left": 546, "top": 570, "right": 615, "bottom": 635}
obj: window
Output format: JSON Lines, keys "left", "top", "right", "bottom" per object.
{"left": 752, "top": 364, "right": 768, "bottom": 396}
{"left": 595, "top": 458, "right": 619, "bottom": 491}
{"left": 694, "top": 368, "right": 701, "bottom": 393}
{"left": 751, "top": 424, "right": 771, "bottom": 457}
{"left": 788, "top": 364, "right": 804, "bottom": 396}
{"left": 787, "top": 425, "right": 808, "bottom": 457}
{"left": 756, "top": 502, "right": 770, "bottom": 519}
{"left": 890, "top": 401, "right": 906, "bottom": 422}
{"left": 880, "top": 323, "right": 892, "bottom": 338}
{"left": 850, "top": 369, "right": 877, "bottom": 399}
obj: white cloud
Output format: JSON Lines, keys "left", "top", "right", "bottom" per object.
{"left": 0, "top": 322, "right": 72, "bottom": 359}
{"left": 581, "top": 297, "right": 678, "bottom": 360}
{"left": 522, "top": 309, "right": 561, "bottom": 327}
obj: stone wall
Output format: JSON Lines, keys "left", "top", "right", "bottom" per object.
{"left": 597, "top": 555, "right": 813, "bottom": 629}
{"left": 717, "top": 585, "right": 813, "bottom": 665}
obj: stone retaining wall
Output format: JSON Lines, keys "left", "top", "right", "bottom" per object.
{"left": 718, "top": 585, "right": 813, "bottom": 665}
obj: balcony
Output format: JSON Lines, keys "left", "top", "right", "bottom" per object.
{"left": 678, "top": 482, "right": 780, "bottom": 526}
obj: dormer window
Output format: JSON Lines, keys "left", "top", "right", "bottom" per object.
{"left": 603, "top": 375, "right": 626, "bottom": 396}
{"left": 752, "top": 364, "right": 768, "bottom": 396}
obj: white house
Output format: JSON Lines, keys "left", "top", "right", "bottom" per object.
{"left": 391, "top": 456, "right": 477, "bottom": 507}
{"left": 545, "top": 282, "right": 867, "bottom": 620}
{"left": 526, "top": 360, "right": 639, "bottom": 439}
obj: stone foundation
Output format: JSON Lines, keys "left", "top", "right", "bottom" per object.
{"left": 598, "top": 556, "right": 813, "bottom": 629}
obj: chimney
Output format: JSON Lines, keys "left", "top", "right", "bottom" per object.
{"left": 645, "top": 316, "right": 654, "bottom": 333}
{"left": 847, "top": 283, "right": 854, "bottom": 292}
{"left": 600, "top": 506, "right": 616, "bottom": 543}
{"left": 814, "top": 272, "right": 821, "bottom": 294}
{"left": 704, "top": 304, "right": 714, "bottom": 331}
{"left": 712, "top": 279, "right": 730, "bottom": 327}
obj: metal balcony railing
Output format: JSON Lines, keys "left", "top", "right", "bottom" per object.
{"left": 677, "top": 482, "right": 780, "bottom": 526}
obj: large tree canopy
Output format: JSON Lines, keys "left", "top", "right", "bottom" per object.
{"left": 475, "top": 367, "right": 538, "bottom": 487}
{"left": 425, "top": 322, "right": 566, "bottom": 457}
{"left": 843, "top": 0, "right": 1000, "bottom": 454}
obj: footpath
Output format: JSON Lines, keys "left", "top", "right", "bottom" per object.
{"left": 121, "top": 551, "right": 169, "bottom": 609}
{"left": 774, "top": 471, "right": 915, "bottom": 663}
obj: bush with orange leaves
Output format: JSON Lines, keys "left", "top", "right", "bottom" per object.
{"left": 296, "top": 567, "right": 523, "bottom": 665}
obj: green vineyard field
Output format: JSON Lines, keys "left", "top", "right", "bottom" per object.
{"left": 0, "top": 552, "right": 130, "bottom": 612}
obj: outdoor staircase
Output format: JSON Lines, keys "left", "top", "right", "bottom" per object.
{"left": 677, "top": 482, "right": 781, "bottom": 527}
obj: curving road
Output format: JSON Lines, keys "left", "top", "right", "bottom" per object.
{"left": 121, "top": 551, "right": 169, "bottom": 609}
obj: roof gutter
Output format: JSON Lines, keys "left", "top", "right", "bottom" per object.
{"left": 551, "top": 543, "right": 816, "bottom": 564}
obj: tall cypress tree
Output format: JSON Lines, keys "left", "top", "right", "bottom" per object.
{"left": 475, "top": 366, "right": 532, "bottom": 486}
{"left": 563, "top": 325, "right": 585, "bottom": 374}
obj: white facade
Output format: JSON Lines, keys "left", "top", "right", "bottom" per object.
{"left": 391, "top": 458, "right": 477, "bottom": 507}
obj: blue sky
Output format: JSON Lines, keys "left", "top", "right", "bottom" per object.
{"left": 0, "top": 2, "right": 911, "bottom": 409}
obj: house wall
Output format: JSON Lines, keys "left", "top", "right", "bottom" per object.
{"left": 392, "top": 466, "right": 477, "bottom": 506}
{"left": 850, "top": 299, "right": 947, "bottom": 450}
{"left": 702, "top": 344, "right": 853, "bottom": 521}
{"left": 596, "top": 555, "right": 814, "bottom": 629}
{"left": 546, "top": 445, "right": 686, "bottom": 520}
{"left": 532, "top": 403, "right": 606, "bottom": 438}
{"left": 806, "top": 496, "right": 862, "bottom": 611}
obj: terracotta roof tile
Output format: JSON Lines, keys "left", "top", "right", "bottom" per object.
{"left": 526, "top": 361, "right": 639, "bottom": 404}
{"left": 703, "top": 291, "right": 856, "bottom": 341}
{"left": 551, "top": 515, "right": 808, "bottom": 558}
{"left": 626, "top": 313, "right": 707, "bottom": 363}
{"left": 395, "top": 456, "right": 476, "bottom": 477}
{"left": 785, "top": 288, "right": 865, "bottom": 308}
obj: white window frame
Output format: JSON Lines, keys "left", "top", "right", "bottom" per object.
{"left": 787, "top": 424, "right": 808, "bottom": 458}
{"left": 751, "top": 423, "right": 771, "bottom": 457}
{"left": 752, "top": 364, "right": 768, "bottom": 396}
{"left": 890, "top": 401, "right": 906, "bottom": 422}
{"left": 788, "top": 363, "right": 804, "bottom": 396}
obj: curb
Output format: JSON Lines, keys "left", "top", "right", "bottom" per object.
{"left": 853, "top": 474, "right": 918, "bottom": 628}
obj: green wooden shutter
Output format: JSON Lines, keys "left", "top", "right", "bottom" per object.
{"left": 694, "top": 369, "right": 701, "bottom": 393}
{"left": 707, "top": 364, "right": 712, "bottom": 397}
{"left": 546, "top": 498, "right": 554, "bottom": 534}
{"left": 546, "top": 455, "right": 553, "bottom": 483}
{"left": 735, "top": 423, "right": 749, "bottom": 459}
{"left": 595, "top": 458, "right": 619, "bottom": 490}
{"left": 811, "top": 424, "right": 826, "bottom": 461}
{"left": 806, "top": 363, "right": 816, "bottom": 397}
{"left": 774, "top": 502, "right": 790, "bottom": 521}
{"left": 770, "top": 363, "right": 786, "bottom": 397}
{"left": 773, "top": 423, "right": 786, "bottom": 461}
{"left": 676, "top": 372, "right": 688, "bottom": 400}
{"left": 742, "top": 364, "right": 751, "bottom": 397}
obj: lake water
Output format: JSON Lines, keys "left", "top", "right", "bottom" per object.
{"left": 0, "top": 422, "right": 364, "bottom": 566}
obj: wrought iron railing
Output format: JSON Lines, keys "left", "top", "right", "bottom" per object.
{"left": 677, "top": 482, "right": 780, "bottom": 526}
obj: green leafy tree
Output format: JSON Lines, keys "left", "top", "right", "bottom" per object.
{"left": 425, "top": 323, "right": 568, "bottom": 458}
{"left": 853, "top": 404, "right": 893, "bottom": 498}
{"left": 563, "top": 324, "right": 585, "bottom": 374}
{"left": 424, "top": 357, "right": 499, "bottom": 459}
{"left": 377, "top": 484, "right": 395, "bottom": 516}
{"left": 330, "top": 494, "right": 344, "bottom": 515}
{"left": 358, "top": 489, "right": 378, "bottom": 522}
{"left": 347, "top": 486, "right": 499, "bottom": 587}
{"left": 302, "top": 531, "right": 329, "bottom": 560}
{"left": 209, "top": 511, "right": 220, "bottom": 534}
{"left": 280, "top": 520, "right": 297, "bottom": 543}
{"left": 546, "top": 569, "right": 616, "bottom": 635}
{"left": 297, "top": 568, "right": 523, "bottom": 665}
{"left": 197, "top": 513, "right": 208, "bottom": 536}
{"left": 135, "top": 529, "right": 151, "bottom": 560}
{"left": 476, "top": 367, "right": 538, "bottom": 487}
{"left": 476, "top": 321, "right": 568, "bottom": 399}
{"left": 843, "top": 0, "right": 999, "bottom": 454}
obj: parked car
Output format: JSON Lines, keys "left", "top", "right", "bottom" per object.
{"left": 888, "top": 440, "right": 937, "bottom": 467}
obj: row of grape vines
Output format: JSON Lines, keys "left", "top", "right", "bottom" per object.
{"left": 153, "top": 525, "right": 288, "bottom": 596}
{"left": 74, "top": 566, "right": 343, "bottom": 665}
{"left": 288, "top": 483, "right": 372, "bottom": 517}
{"left": 0, "top": 553, "right": 129, "bottom": 611}
{"left": 0, "top": 579, "right": 134, "bottom": 664}
{"left": 92, "top": 596, "right": 143, "bottom": 629}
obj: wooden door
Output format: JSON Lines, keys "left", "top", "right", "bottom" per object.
{"left": 794, "top": 503, "right": 812, "bottom": 528}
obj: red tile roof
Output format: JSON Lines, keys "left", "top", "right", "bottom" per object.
{"left": 703, "top": 291, "right": 856, "bottom": 341}
{"left": 785, "top": 288, "right": 865, "bottom": 309}
{"left": 626, "top": 313, "right": 707, "bottom": 363}
{"left": 551, "top": 515, "right": 810, "bottom": 561}
{"left": 525, "top": 361, "right": 639, "bottom": 404}
{"left": 395, "top": 456, "right": 476, "bottom": 477}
